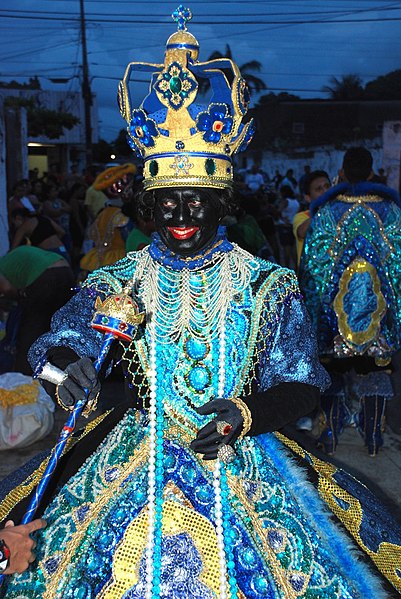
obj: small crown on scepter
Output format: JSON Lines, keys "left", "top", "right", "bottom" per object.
{"left": 91, "top": 292, "right": 145, "bottom": 342}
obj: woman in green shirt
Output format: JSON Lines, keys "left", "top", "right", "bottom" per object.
{"left": 0, "top": 246, "right": 74, "bottom": 374}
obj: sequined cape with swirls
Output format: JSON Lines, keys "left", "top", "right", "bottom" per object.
{"left": 299, "top": 181, "right": 401, "bottom": 363}
{"left": 2, "top": 243, "right": 400, "bottom": 598}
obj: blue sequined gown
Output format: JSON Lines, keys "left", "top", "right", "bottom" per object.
{"left": 2, "top": 235, "right": 390, "bottom": 598}
{"left": 299, "top": 181, "right": 401, "bottom": 363}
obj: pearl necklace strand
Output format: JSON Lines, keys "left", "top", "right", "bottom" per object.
{"left": 143, "top": 249, "right": 246, "bottom": 597}
{"left": 145, "top": 323, "right": 157, "bottom": 599}
{"left": 134, "top": 244, "right": 256, "bottom": 342}
{"left": 214, "top": 323, "right": 228, "bottom": 598}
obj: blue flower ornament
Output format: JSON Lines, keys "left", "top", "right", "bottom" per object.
{"left": 196, "top": 104, "right": 233, "bottom": 143}
{"left": 129, "top": 109, "right": 159, "bottom": 150}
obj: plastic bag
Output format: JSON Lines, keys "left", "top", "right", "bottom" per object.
{"left": 0, "top": 372, "right": 55, "bottom": 450}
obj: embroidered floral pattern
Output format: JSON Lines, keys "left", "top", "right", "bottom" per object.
{"left": 155, "top": 61, "right": 197, "bottom": 110}
{"left": 196, "top": 103, "right": 233, "bottom": 143}
{"left": 123, "top": 533, "right": 214, "bottom": 599}
{"left": 129, "top": 110, "right": 159, "bottom": 148}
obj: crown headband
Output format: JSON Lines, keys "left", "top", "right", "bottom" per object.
{"left": 118, "top": 5, "right": 256, "bottom": 190}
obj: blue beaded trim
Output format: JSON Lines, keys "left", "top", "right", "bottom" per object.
{"left": 148, "top": 226, "right": 234, "bottom": 271}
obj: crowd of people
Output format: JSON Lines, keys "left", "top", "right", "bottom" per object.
{"left": 0, "top": 6, "right": 400, "bottom": 598}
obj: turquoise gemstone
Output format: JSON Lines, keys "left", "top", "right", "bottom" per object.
{"left": 241, "top": 547, "right": 257, "bottom": 567}
{"left": 134, "top": 489, "right": 146, "bottom": 504}
{"left": 169, "top": 76, "right": 182, "bottom": 93}
{"left": 87, "top": 553, "right": 102, "bottom": 574}
{"left": 187, "top": 365, "right": 211, "bottom": 391}
{"left": 196, "top": 486, "right": 210, "bottom": 502}
{"left": 164, "top": 454, "right": 176, "bottom": 469}
{"left": 185, "top": 337, "right": 208, "bottom": 360}
{"left": 181, "top": 464, "right": 196, "bottom": 483}
{"left": 252, "top": 573, "right": 269, "bottom": 593}
{"left": 98, "top": 531, "right": 115, "bottom": 551}
{"left": 74, "top": 584, "right": 92, "bottom": 599}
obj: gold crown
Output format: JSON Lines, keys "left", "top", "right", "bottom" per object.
{"left": 93, "top": 294, "right": 145, "bottom": 327}
{"left": 118, "top": 5, "right": 255, "bottom": 190}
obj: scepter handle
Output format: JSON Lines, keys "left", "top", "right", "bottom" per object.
{"left": 20, "top": 333, "right": 116, "bottom": 525}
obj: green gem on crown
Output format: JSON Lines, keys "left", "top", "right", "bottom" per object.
{"left": 170, "top": 77, "right": 182, "bottom": 93}
{"left": 205, "top": 158, "right": 216, "bottom": 176}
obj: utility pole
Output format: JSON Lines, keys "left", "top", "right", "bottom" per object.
{"left": 80, "top": 0, "right": 92, "bottom": 167}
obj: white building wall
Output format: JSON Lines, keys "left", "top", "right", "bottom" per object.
{"left": 247, "top": 140, "right": 385, "bottom": 188}
{"left": 382, "top": 121, "right": 401, "bottom": 193}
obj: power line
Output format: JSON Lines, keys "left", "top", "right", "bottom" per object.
{"left": 1, "top": 11, "right": 401, "bottom": 24}
{"left": 1, "top": 5, "right": 401, "bottom": 16}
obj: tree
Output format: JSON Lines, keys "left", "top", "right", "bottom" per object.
{"left": 0, "top": 76, "right": 41, "bottom": 90}
{"left": 198, "top": 44, "right": 266, "bottom": 95}
{"left": 4, "top": 96, "right": 79, "bottom": 139}
{"left": 256, "top": 91, "right": 302, "bottom": 106}
{"left": 364, "top": 69, "right": 401, "bottom": 100}
{"left": 92, "top": 138, "right": 113, "bottom": 164}
{"left": 113, "top": 128, "right": 131, "bottom": 158}
{"left": 322, "top": 74, "right": 364, "bottom": 100}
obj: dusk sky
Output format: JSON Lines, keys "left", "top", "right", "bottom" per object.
{"left": 1, "top": 1, "right": 400, "bottom": 141}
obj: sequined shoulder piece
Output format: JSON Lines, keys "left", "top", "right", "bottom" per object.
{"left": 251, "top": 258, "right": 300, "bottom": 304}
{"left": 83, "top": 249, "right": 147, "bottom": 294}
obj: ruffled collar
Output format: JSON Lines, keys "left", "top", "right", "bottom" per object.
{"left": 148, "top": 225, "right": 234, "bottom": 270}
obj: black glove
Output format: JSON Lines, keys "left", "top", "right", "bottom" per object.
{"left": 189, "top": 398, "right": 244, "bottom": 460}
{"left": 56, "top": 357, "right": 100, "bottom": 408}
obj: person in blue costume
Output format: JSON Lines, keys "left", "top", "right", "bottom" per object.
{"left": 1, "top": 10, "right": 401, "bottom": 599}
{"left": 299, "top": 146, "right": 401, "bottom": 457}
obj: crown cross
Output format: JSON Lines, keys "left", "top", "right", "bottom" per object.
{"left": 172, "top": 5, "right": 192, "bottom": 31}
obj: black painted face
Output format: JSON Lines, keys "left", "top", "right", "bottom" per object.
{"left": 154, "top": 188, "right": 222, "bottom": 256}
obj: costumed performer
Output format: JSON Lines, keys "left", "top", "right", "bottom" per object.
{"left": 2, "top": 8, "right": 401, "bottom": 599}
{"left": 299, "top": 147, "right": 401, "bottom": 456}
{"left": 80, "top": 163, "right": 136, "bottom": 272}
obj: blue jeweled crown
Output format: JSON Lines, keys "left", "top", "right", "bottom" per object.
{"left": 118, "top": 5, "right": 256, "bottom": 190}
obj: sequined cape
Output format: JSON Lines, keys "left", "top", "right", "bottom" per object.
{"left": 299, "top": 181, "right": 401, "bottom": 363}
{"left": 2, "top": 245, "right": 400, "bottom": 598}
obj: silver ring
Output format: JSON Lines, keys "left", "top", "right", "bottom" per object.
{"left": 216, "top": 420, "right": 233, "bottom": 436}
{"left": 217, "top": 443, "right": 236, "bottom": 464}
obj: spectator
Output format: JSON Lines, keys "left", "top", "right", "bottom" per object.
{"left": 272, "top": 169, "right": 283, "bottom": 190}
{"left": 8, "top": 181, "right": 38, "bottom": 219}
{"left": 80, "top": 164, "right": 136, "bottom": 271}
{"left": 276, "top": 184, "right": 299, "bottom": 268}
{"left": 68, "top": 182, "right": 88, "bottom": 270}
{"left": 10, "top": 209, "right": 69, "bottom": 263}
{"left": 293, "top": 170, "right": 330, "bottom": 268}
{"left": 280, "top": 168, "right": 298, "bottom": 194}
{"left": 0, "top": 246, "right": 74, "bottom": 374}
{"left": 298, "top": 164, "right": 311, "bottom": 195}
{"left": 244, "top": 163, "right": 265, "bottom": 195}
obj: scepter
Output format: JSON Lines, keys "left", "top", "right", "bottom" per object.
{"left": 0, "top": 291, "right": 144, "bottom": 583}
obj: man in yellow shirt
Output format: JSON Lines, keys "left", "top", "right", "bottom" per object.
{"left": 293, "top": 170, "right": 331, "bottom": 268}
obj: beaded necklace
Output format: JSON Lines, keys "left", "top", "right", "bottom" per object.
{"left": 134, "top": 231, "right": 257, "bottom": 343}
{"left": 143, "top": 231, "right": 244, "bottom": 598}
